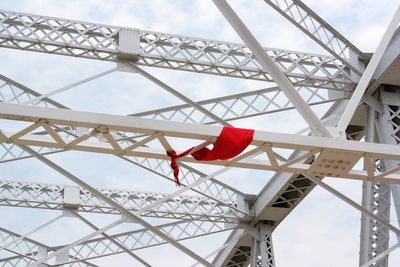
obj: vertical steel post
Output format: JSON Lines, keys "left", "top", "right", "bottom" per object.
{"left": 377, "top": 85, "right": 400, "bottom": 232}
{"left": 250, "top": 237, "right": 259, "bottom": 267}
{"left": 359, "top": 106, "right": 375, "bottom": 265}
{"left": 360, "top": 104, "right": 391, "bottom": 267}
{"left": 259, "top": 223, "right": 275, "bottom": 267}
{"left": 250, "top": 222, "right": 275, "bottom": 267}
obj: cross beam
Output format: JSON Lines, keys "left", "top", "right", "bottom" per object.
{"left": 0, "top": 103, "right": 399, "bottom": 184}
{"left": 0, "top": 180, "right": 242, "bottom": 223}
{"left": 0, "top": 9, "right": 354, "bottom": 89}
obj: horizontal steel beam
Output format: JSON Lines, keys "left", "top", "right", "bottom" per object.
{"left": 0, "top": 180, "right": 242, "bottom": 223}
{"left": 0, "top": 9, "right": 354, "bottom": 89}
{"left": 0, "top": 103, "right": 399, "bottom": 183}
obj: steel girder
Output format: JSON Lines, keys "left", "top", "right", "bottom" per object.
{"left": 363, "top": 87, "right": 400, "bottom": 267}
{"left": 0, "top": 9, "right": 355, "bottom": 90}
{"left": 0, "top": 180, "right": 241, "bottom": 223}
{"left": 2, "top": 102, "right": 400, "bottom": 183}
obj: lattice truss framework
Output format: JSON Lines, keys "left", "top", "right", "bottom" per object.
{"left": 0, "top": 0, "right": 400, "bottom": 266}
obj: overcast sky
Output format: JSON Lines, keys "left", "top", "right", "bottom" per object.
{"left": 0, "top": 0, "right": 400, "bottom": 266}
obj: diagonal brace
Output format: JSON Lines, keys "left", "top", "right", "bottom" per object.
{"left": 212, "top": 0, "right": 331, "bottom": 137}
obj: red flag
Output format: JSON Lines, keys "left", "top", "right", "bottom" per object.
{"left": 167, "top": 127, "right": 254, "bottom": 186}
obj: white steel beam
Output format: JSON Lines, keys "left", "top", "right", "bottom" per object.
{"left": 259, "top": 223, "right": 275, "bottom": 267}
{"left": 359, "top": 107, "right": 376, "bottom": 266}
{"left": 0, "top": 10, "right": 354, "bottom": 89}
{"left": 337, "top": 4, "right": 400, "bottom": 132}
{"left": 0, "top": 180, "right": 242, "bottom": 223}
{"left": 1, "top": 103, "right": 400, "bottom": 183}
{"left": 359, "top": 103, "right": 391, "bottom": 267}
{"left": 212, "top": 0, "right": 332, "bottom": 137}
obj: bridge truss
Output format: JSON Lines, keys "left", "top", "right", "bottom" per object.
{"left": 0, "top": 0, "right": 400, "bottom": 266}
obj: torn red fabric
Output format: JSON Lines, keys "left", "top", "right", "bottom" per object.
{"left": 167, "top": 126, "right": 254, "bottom": 186}
{"left": 191, "top": 127, "right": 255, "bottom": 161}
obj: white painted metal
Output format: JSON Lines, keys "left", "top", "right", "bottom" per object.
{"left": 259, "top": 224, "right": 275, "bottom": 267}
{"left": 3, "top": 103, "right": 400, "bottom": 183}
{"left": 0, "top": 180, "right": 240, "bottom": 222}
{"left": 0, "top": 9, "right": 353, "bottom": 89}
{"left": 359, "top": 106, "right": 376, "bottom": 266}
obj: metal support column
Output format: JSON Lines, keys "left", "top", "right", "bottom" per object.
{"left": 259, "top": 223, "right": 275, "bottom": 267}
{"left": 359, "top": 104, "right": 391, "bottom": 267}
{"left": 360, "top": 86, "right": 400, "bottom": 267}
{"left": 377, "top": 86, "right": 400, "bottom": 229}
{"left": 249, "top": 222, "right": 275, "bottom": 267}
